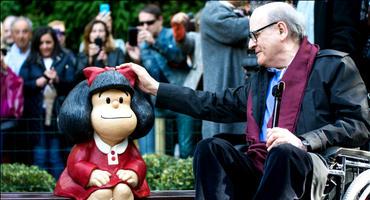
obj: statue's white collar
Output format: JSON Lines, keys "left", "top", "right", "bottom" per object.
{"left": 94, "top": 133, "right": 128, "bottom": 155}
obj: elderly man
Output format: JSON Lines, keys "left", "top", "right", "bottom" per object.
{"left": 2, "top": 15, "right": 17, "bottom": 51}
{"left": 4, "top": 16, "right": 32, "bottom": 75}
{"left": 122, "top": 2, "right": 370, "bottom": 199}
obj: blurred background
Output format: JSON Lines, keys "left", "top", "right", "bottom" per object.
{"left": 0, "top": 0, "right": 204, "bottom": 54}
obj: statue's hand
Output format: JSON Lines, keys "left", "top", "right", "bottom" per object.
{"left": 116, "top": 169, "right": 138, "bottom": 188}
{"left": 88, "top": 169, "right": 111, "bottom": 187}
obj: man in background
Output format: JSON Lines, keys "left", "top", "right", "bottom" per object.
{"left": 4, "top": 16, "right": 32, "bottom": 76}
{"left": 2, "top": 15, "right": 16, "bottom": 51}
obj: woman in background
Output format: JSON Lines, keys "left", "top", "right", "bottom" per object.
{"left": 76, "top": 20, "right": 124, "bottom": 82}
{"left": 20, "top": 26, "right": 76, "bottom": 178}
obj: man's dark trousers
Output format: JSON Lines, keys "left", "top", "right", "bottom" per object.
{"left": 193, "top": 138, "right": 313, "bottom": 200}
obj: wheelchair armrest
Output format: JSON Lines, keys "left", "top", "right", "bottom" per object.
{"left": 322, "top": 146, "right": 370, "bottom": 161}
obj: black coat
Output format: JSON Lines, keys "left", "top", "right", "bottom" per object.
{"left": 155, "top": 50, "right": 370, "bottom": 153}
{"left": 75, "top": 48, "right": 125, "bottom": 83}
{"left": 294, "top": 0, "right": 369, "bottom": 90}
{"left": 20, "top": 49, "right": 76, "bottom": 118}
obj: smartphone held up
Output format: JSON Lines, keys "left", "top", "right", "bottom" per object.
{"left": 99, "top": 3, "right": 110, "bottom": 15}
{"left": 128, "top": 27, "right": 138, "bottom": 46}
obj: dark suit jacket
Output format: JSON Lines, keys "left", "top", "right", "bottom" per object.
{"left": 155, "top": 50, "right": 370, "bottom": 153}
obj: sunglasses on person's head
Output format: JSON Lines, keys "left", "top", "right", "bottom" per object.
{"left": 138, "top": 19, "right": 156, "bottom": 26}
{"left": 54, "top": 29, "right": 65, "bottom": 36}
{"left": 1, "top": 48, "right": 7, "bottom": 56}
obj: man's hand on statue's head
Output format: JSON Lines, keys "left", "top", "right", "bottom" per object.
{"left": 117, "top": 63, "right": 159, "bottom": 96}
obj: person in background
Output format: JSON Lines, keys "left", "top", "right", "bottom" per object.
{"left": 1, "top": 21, "right": 8, "bottom": 78}
{"left": 48, "top": 20, "right": 67, "bottom": 48}
{"left": 122, "top": 2, "right": 369, "bottom": 199}
{"left": 48, "top": 20, "right": 76, "bottom": 68}
{"left": 126, "top": 4, "right": 193, "bottom": 157}
{"left": 171, "top": 11, "right": 203, "bottom": 95}
{"left": 4, "top": 16, "right": 32, "bottom": 76}
{"left": 48, "top": 19, "right": 76, "bottom": 159}
{"left": 95, "top": 11, "right": 126, "bottom": 55}
{"left": 170, "top": 11, "right": 203, "bottom": 156}
{"left": 79, "top": 11, "right": 126, "bottom": 55}
{"left": 1, "top": 22, "right": 24, "bottom": 163}
{"left": 295, "top": 0, "right": 369, "bottom": 91}
{"left": 76, "top": 20, "right": 124, "bottom": 83}
{"left": 2, "top": 15, "right": 16, "bottom": 51}
{"left": 20, "top": 26, "right": 76, "bottom": 178}
{"left": 0, "top": 20, "right": 24, "bottom": 121}
{"left": 199, "top": 1, "right": 250, "bottom": 138}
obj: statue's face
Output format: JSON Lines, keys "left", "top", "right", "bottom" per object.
{"left": 91, "top": 89, "right": 137, "bottom": 145}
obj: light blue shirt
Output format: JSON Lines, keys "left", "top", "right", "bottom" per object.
{"left": 260, "top": 68, "right": 286, "bottom": 142}
{"left": 4, "top": 44, "right": 30, "bottom": 75}
{"left": 297, "top": 1, "right": 315, "bottom": 43}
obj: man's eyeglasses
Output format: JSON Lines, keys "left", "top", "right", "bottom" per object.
{"left": 249, "top": 21, "right": 278, "bottom": 42}
{"left": 138, "top": 19, "right": 156, "bottom": 26}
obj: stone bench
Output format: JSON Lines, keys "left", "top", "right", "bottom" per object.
{"left": 0, "top": 190, "right": 195, "bottom": 199}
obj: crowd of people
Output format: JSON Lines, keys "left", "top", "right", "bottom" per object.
{"left": 0, "top": 3, "right": 206, "bottom": 179}
{"left": 1, "top": 2, "right": 369, "bottom": 198}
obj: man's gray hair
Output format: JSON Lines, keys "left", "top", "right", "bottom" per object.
{"left": 265, "top": 2, "right": 306, "bottom": 42}
{"left": 11, "top": 16, "right": 33, "bottom": 31}
{"left": 3, "top": 16, "right": 17, "bottom": 26}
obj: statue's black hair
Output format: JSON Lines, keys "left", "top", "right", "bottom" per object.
{"left": 58, "top": 70, "right": 154, "bottom": 144}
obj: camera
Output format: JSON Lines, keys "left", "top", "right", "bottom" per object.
{"left": 128, "top": 27, "right": 138, "bottom": 46}
{"left": 94, "top": 37, "right": 103, "bottom": 49}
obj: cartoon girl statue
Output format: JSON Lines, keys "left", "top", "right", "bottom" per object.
{"left": 54, "top": 66, "right": 154, "bottom": 200}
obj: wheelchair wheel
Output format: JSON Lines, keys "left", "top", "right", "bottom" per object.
{"left": 342, "top": 169, "right": 370, "bottom": 200}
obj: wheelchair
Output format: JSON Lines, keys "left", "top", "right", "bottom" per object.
{"left": 214, "top": 133, "right": 370, "bottom": 200}
{"left": 323, "top": 147, "right": 370, "bottom": 200}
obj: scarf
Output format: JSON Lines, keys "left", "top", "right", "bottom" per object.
{"left": 246, "top": 37, "right": 319, "bottom": 173}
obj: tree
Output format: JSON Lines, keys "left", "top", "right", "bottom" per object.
{"left": 1, "top": 0, "right": 204, "bottom": 53}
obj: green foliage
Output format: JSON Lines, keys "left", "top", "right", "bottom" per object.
{"left": 0, "top": 163, "right": 56, "bottom": 192}
{"left": 0, "top": 155, "right": 193, "bottom": 192}
{"left": 0, "top": 0, "right": 204, "bottom": 53}
{"left": 143, "top": 154, "right": 194, "bottom": 190}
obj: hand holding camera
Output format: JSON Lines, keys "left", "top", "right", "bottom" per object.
{"left": 88, "top": 43, "right": 100, "bottom": 57}
{"left": 87, "top": 37, "right": 107, "bottom": 65}
{"left": 137, "top": 29, "right": 155, "bottom": 45}
{"left": 88, "top": 38, "right": 103, "bottom": 56}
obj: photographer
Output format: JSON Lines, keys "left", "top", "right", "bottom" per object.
{"left": 75, "top": 20, "right": 124, "bottom": 83}
{"left": 125, "top": 4, "right": 195, "bottom": 157}
{"left": 125, "top": 4, "right": 188, "bottom": 84}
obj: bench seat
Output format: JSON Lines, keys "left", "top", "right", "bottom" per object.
{"left": 0, "top": 190, "right": 195, "bottom": 200}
